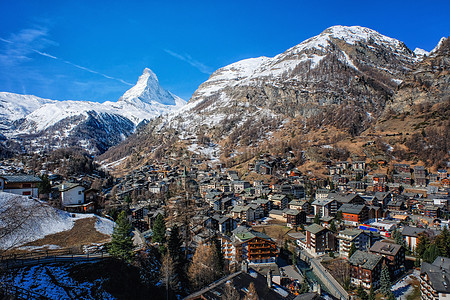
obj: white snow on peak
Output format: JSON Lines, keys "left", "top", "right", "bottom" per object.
{"left": 190, "top": 25, "right": 415, "bottom": 104}
{"left": 0, "top": 68, "right": 186, "bottom": 136}
{"left": 119, "top": 67, "right": 184, "bottom": 106}
{"left": 0, "top": 92, "right": 56, "bottom": 122}
{"left": 431, "top": 37, "right": 447, "bottom": 54}
{"left": 414, "top": 48, "right": 430, "bottom": 58}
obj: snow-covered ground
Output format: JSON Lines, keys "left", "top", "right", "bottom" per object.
{"left": 0, "top": 192, "right": 115, "bottom": 250}
{"left": 391, "top": 270, "right": 420, "bottom": 299}
{"left": 2, "top": 263, "right": 115, "bottom": 300}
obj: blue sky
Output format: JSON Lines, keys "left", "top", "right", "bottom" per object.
{"left": 0, "top": 0, "right": 448, "bottom": 102}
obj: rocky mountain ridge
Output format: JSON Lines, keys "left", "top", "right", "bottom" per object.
{"left": 99, "top": 26, "right": 448, "bottom": 173}
{"left": 0, "top": 69, "right": 186, "bottom": 155}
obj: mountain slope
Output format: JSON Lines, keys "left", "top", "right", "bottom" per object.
{"left": 0, "top": 68, "right": 186, "bottom": 154}
{"left": 100, "top": 25, "right": 428, "bottom": 171}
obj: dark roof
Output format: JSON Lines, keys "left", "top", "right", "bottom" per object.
{"left": 401, "top": 226, "right": 427, "bottom": 237}
{"left": 420, "top": 257, "right": 450, "bottom": 293}
{"left": 349, "top": 250, "right": 383, "bottom": 270}
{"left": 305, "top": 224, "right": 326, "bottom": 235}
{"left": 185, "top": 268, "right": 295, "bottom": 300}
{"left": 370, "top": 241, "right": 402, "bottom": 256}
{"left": 1, "top": 175, "right": 42, "bottom": 183}
{"left": 338, "top": 204, "right": 366, "bottom": 214}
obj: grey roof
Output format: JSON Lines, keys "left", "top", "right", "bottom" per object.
{"left": 338, "top": 204, "right": 366, "bottom": 214}
{"left": 56, "top": 182, "right": 83, "bottom": 192}
{"left": 312, "top": 198, "right": 335, "bottom": 206}
{"left": 349, "top": 250, "right": 383, "bottom": 270}
{"left": 338, "top": 229, "right": 363, "bottom": 239}
{"left": 285, "top": 209, "right": 301, "bottom": 216}
{"left": 370, "top": 241, "right": 402, "bottom": 256}
{"left": 1, "top": 175, "right": 42, "bottom": 183}
{"left": 401, "top": 226, "right": 427, "bottom": 237}
{"left": 420, "top": 257, "right": 450, "bottom": 293}
{"left": 305, "top": 224, "right": 326, "bottom": 235}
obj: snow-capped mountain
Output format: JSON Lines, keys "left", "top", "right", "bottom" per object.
{"left": 100, "top": 25, "right": 447, "bottom": 169}
{"left": 167, "top": 25, "right": 420, "bottom": 135}
{"left": 0, "top": 68, "right": 186, "bottom": 154}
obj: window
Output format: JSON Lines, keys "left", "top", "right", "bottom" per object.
{"left": 78, "top": 191, "right": 82, "bottom": 195}
{"left": 22, "top": 191, "right": 31, "bottom": 196}
{"left": 22, "top": 183, "right": 32, "bottom": 188}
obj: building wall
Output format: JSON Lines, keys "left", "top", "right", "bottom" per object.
{"left": 62, "top": 186, "right": 85, "bottom": 206}
{"left": 2, "top": 188, "right": 39, "bottom": 198}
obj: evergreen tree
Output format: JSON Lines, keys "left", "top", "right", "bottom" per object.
{"left": 348, "top": 242, "right": 357, "bottom": 258}
{"left": 212, "top": 236, "right": 225, "bottom": 276}
{"left": 168, "top": 225, "right": 187, "bottom": 289}
{"left": 329, "top": 220, "right": 337, "bottom": 233}
{"left": 380, "top": 264, "right": 391, "bottom": 296}
{"left": 416, "top": 232, "right": 430, "bottom": 257}
{"left": 336, "top": 211, "right": 343, "bottom": 222}
{"left": 423, "top": 243, "right": 441, "bottom": 263}
{"left": 314, "top": 213, "right": 321, "bottom": 224}
{"left": 435, "top": 226, "right": 450, "bottom": 257}
{"left": 356, "top": 284, "right": 368, "bottom": 300}
{"left": 152, "top": 213, "right": 166, "bottom": 244}
{"left": 368, "top": 286, "right": 375, "bottom": 300}
{"left": 38, "top": 174, "right": 52, "bottom": 195}
{"left": 108, "top": 210, "right": 134, "bottom": 262}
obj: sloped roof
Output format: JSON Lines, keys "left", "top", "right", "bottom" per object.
{"left": 305, "top": 224, "right": 326, "bottom": 235}
{"left": 1, "top": 175, "right": 42, "bottom": 183}
{"left": 420, "top": 257, "right": 450, "bottom": 293}
{"left": 370, "top": 241, "right": 402, "bottom": 256}
{"left": 349, "top": 250, "right": 382, "bottom": 270}
{"left": 338, "top": 204, "right": 366, "bottom": 214}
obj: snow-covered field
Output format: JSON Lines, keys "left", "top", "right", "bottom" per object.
{"left": 2, "top": 263, "right": 115, "bottom": 300}
{"left": 391, "top": 270, "right": 420, "bottom": 299}
{"left": 0, "top": 192, "right": 115, "bottom": 250}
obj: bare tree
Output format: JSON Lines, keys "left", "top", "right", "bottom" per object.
{"left": 222, "top": 281, "right": 240, "bottom": 300}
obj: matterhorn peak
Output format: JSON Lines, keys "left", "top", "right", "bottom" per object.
{"left": 119, "top": 68, "right": 180, "bottom": 106}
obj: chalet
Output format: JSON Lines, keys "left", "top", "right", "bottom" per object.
{"left": 269, "top": 194, "right": 289, "bottom": 210}
{"left": 367, "top": 206, "right": 384, "bottom": 222}
{"left": 349, "top": 250, "right": 383, "bottom": 289}
{"left": 337, "top": 229, "right": 371, "bottom": 258}
{"left": 394, "top": 164, "right": 411, "bottom": 174}
{"left": 205, "top": 215, "right": 237, "bottom": 234}
{"left": 352, "top": 161, "right": 366, "bottom": 171}
{"left": 285, "top": 209, "right": 306, "bottom": 228}
{"left": 233, "top": 181, "right": 251, "bottom": 193}
{"left": 338, "top": 204, "right": 369, "bottom": 226}
{"left": 303, "top": 224, "right": 335, "bottom": 257}
{"left": 370, "top": 241, "right": 405, "bottom": 277}
{"left": 58, "top": 182, "right": 93, "bottom": 213}
{"left": 288, "top": 199, "right": 311, "bottom": 214}
{"left": 387, "top": 199, "right": 407, "bottom": 212}
{"left": 422, "top": 205, "right": 441, "bottom": 218}
{"left": 328, "top": 192, "right": 365, "bottom": 205}
{"left": 420, "top": 256, "right": 450, "bottom": 300}
{"left": 372, "top": 174, "right": 387, "bottom": 192}
{"left": 252, "top": 198, "right": 272, "bottom": 216}
{"left": 221, "top": 227, "right": 278, "bottom": 264}
{"left": 311, "top": 198, "right": 338, "bottom": 218}
{"left": 401, "top": 226, "right": 427, "bottom": 251}
{"left": 0, "top": 175, "right": 42, "bottom": 198}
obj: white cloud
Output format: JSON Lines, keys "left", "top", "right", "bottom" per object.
{"left": 165, "top": 49, "right": 212, "bottom": 74}
{"left": 0, "top": 26, "right": 132, "bottom": 86}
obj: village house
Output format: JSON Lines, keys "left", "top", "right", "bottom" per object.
{"left": 269, "top": 194, "right": 289, "bottom": 210}
{"left": 337, "top": 229, "right": 371, "bottom": 258}
{"left": 0, "top": 175, "right": 42, "bottom": 198}
{"left": 288, "top": 199, "right": 312, "bottom": 214}
{"left": 312, "top": 198, "right": 339, "bottom": 218}
{"left": 285, "top": 209, "right": 306, "bottom": 228}
{"left": 58, "top": 182, "right": 93, "bottom": 213}
{"left": 369, "top": 241, "right": 405, "bottom": 278}
{"left": 338, "top": 204, "right": 369, "bottom": 226}
{"left": 401, "top": 226, "right": 429, "bottom": 251}
{"left": 420, "top": 256, "right": 450, "bottom": 300}
{"left": 300, "top": 224, "right": 335, "bottom": 257}
{"left": 349, "top": 250, "right": 383, "bottom": 290}
{"left": 219, "top": 227, "right": 278, "bottom": 265}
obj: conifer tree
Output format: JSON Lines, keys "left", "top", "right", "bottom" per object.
{"left": 152, "top": 213, "right": 166, "bottom": 244}
{"left": 416, "top": 232, "right": 430, "bottom": 257}
{"left": 314, "top": 213, "right": 321, "bottom": 224}
{"left": 168, "top": 225, "right": 187, "bottom": 289}
{"left": 109, "top": 210, "right": 134, "bottom": 262}
{"left": 368, "top": 286, "right": 375, "bottom": 300}
{"left": 329, "top": 220, "right": 337, "bottom": 233}
{"left": 380, "top": 264, "right": 391, "bottom": 296}
{"left": 348, "top": 242, "right": 357, "bottom": 258}
{"left": 423, "top": 243, "right": 441, "bottom": 263}
{"left": 212, "top": 236, "right": 225, "bottom": 275}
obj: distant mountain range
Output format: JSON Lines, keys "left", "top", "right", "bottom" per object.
{"left": 1, "top": 25, "right": 448, "bottom": 172}
{"left": 0, "top": 68, "right": 186, "bottom": 154}
{"left": 98, "top": 26, "right": 448, "bottom": 172}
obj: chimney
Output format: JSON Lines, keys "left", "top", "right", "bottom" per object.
{"left": 267, "top": 270, "right": 272, "bottom": 288}
{"left": 241, "top": 260, "right": 248, "bottom": 273}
